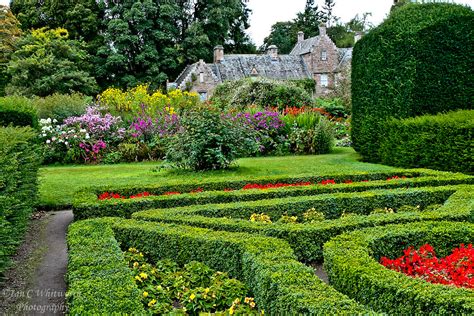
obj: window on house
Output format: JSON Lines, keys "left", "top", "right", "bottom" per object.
{"left": 321, "top": 50, "right": 327, "bottom": 61}
{"left": 199, "top": 72, "right": 204, "bottom": 83}
{"left": 198, "top": 91, "right": 207, "bottom": 101}
{"left": 320, "top": 74, "right": 329, "bottom": 87}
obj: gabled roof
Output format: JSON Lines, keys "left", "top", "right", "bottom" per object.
{"left": 213, "top": 54, "right": 311, "bottom": 81}
{"left": 175, "top": 54, "right": 311, "bottom": 87}
{"left": 290, "top": 36, "right": 322, "bottom": 55}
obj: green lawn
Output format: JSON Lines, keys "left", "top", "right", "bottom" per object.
{"left": 39, "top": 147, "right": 399, "bottom": 208}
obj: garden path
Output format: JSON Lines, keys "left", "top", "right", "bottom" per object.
{"left": 0, "top": 210, "right": 72, "bottom": 315}
{"left": 26, "top": 210, "right": 72, "bottom": 315}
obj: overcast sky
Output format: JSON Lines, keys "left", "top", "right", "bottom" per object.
{"left": 1, "top": 0, "right": 472, "bottom": 45}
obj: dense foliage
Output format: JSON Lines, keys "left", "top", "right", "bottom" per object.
{"left": 33, "top": 93, "right": 91, "bottom": 122}
{"left": 0, "top": 126, "right": 41, "bottom": 276}
{"left": 351, "top": 4, "right": 474, "bottom": 162}
{"left": 0, "top": 5, "right": 21, "bottom": 96}
{"left": 379, "top": 110, "right": 474, "bottom": 173}
{"left": 165, "top": 106, "right": 257, "bottom": 171}
{"left": 10, "top": 0, "right": 255, "bottom": 90}
{"left": 0, "top": 96, "right": 38, "bottom": 128}
{"left": 211, "top": 78, "right": 314, "bottom": 110}
{"left": 5, "top": 28, "right": 98, "bottom": 97}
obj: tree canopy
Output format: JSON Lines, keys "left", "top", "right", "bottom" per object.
{"left": 5, "top": 28, "right": 98, "bottom": 97}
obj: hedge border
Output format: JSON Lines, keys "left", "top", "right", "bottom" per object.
{"left": 66, "top": 219, "right": 145, "bottom": 315}
{"left": 72, "top": 171, "right": 473, "bottom": 220}
{"left": 133, "top": 185, "right": 472, "bottom": 262}
{"left": 323, "top": 221, "right": 474, "bottom": 314}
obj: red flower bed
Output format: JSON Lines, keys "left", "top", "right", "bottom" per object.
{"left": 381, "top": 244, "right": 474, "bottom": 289}
{"left": 97, "top": 175, "right": 411, "bottom": 200}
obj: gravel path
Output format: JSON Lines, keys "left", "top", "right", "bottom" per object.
{"left": 0, "top": 210, "right": 73, "bottom": 315}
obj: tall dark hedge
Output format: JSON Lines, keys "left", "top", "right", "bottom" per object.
{"left": 380, "top": 110, "right": 473, "bottom": 173}
{"left": 0, "top": 96, "right": 38, "bottom": 128}
{"left": 351, "top": 4, "right": 474, "bottom": 162}
{"left": 0, "top": 127, "right": 41, "bottom": 276}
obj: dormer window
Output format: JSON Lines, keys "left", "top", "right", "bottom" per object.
{"left": 321, "top": 50, "right": 327, "bottom": 61}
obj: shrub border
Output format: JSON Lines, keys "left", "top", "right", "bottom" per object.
{"left": 73, "top": 170, "right": 473, "bottom": 220}
{"left": 323, "top": 221, "right": 474, "bottom": 314}
{"left": 66, "top": 217, "right": 370, "bottom": 314}
{"left": 133, "top": 185, "right": 472, "bottom": 262}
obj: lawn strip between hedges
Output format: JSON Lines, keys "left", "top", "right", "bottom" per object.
{"left": 67, "top": 217, "right": 372, "bottom": 314}
{"left": 323, "top": 221, "right": 474, "bottom": 314}
{"left": 73, "top": 171, "right": 473, "bottom": 220}
{"left": 133, "top": 186, "right": 472, "bottom": 262}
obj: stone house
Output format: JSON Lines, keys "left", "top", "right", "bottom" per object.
{"left": 170, "top": 25, "right": 353, "bottom": 100}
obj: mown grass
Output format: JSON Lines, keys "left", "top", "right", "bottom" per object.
{"left": 39, "top": 148, "right": 399, "bottom": 208}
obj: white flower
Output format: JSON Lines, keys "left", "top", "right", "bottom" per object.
{"left": 51, "top": 137, "right": 57, "bottom": 141}
{"left": 46, "top": 118, "right": 52, "bottom": 123}
{"left": 46, "top": 140, "right": 51, "bottom": 144}
{"left": 42, "top": 133, "right": 47, "bottom": 137}
{"left": 65, "top": 141, "right": 69, "bottom": 146}
{"left": 85, "top": 134, "right": 90, "bottom": 139}
{"left": 53, "top": 119, "right": 58, "bottom": 123}
{"left": 80, "top": 129, "right": 87, "bottom": 133}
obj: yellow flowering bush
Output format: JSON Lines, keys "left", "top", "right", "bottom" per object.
{"left": 249, "top": 213, "right": 272, "bottom": 223}
{"left": 98, "top": 84, "right": 199, "bottom": 116}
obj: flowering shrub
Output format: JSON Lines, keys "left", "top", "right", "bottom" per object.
{"left": 242, "top": 182, "right": 311, "bottom": 190}
{"left": 249, "top": 213, "right": 272, "bottom": 223}
{"left": 40, "top": 105, "right": 125, "bottom": 163}
{"left": 381, "top": 244, "right": 474, "bottom": 289}
{"left": 125, "top": 248, "right": 261, "bottom": 314}
{"left": 99, "top": 84, "right": 199, "bottom": 116}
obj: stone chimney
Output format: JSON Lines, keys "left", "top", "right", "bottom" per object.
{"left": 213, "top": 45, "right": 224, "bottom": 63}
{"left": 297, "top": 31, "right": 304, "bottom": 43}
{"left": 354, "top": 31, "right": 363, "bottom": 43}
{"left": 319, "top": 24, "right": 327, "bottom": 36}
{"left": 267, "top": 45, "right": 278, "bottom": 60}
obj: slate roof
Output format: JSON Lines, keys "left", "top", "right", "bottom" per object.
{"left": 290, "top": 36, "right": 322, "bottom": 55}
{"left": 175, "top": 54, "right": 311, "bottom": 87}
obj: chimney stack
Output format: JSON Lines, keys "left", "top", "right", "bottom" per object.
{"left": 213, "top": 45, "right": 224, "bottom": 63}
{"left": 297, "top": 31, "right": 304, "bottom": 43}
{"left": 318, "top": 24, "right": 327, "bottom": 36}
{"left": 267, "top": 45, "right": 278, "bottom": 60}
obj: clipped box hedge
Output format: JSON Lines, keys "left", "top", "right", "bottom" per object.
{"left": 380, "top": 110, "right": 474, "bottom": 173}
{"left": 323, "top": 221, "right": 474, "bottom": 314}
{"left": 0, "top": 96, "right": 38, "bottom": 128}
{"left": 0, "top": 127, "right": 41, "bottom": 275}
{"left": 108, "top": 218, "right": 370, "bottom": 314}
{"left": 67, "top": 217, "right": 370, "bottom": 314}
{"left": 73, "top": 171, "right": 474, "bottom": 220}
{"left": 67, "top": 219, "right": 145, "bottom": 314}
{"left": 351, "top": 4, "right": 474, "bottom": 162}
{"left": 134, "top": 185, "right": 472, "bottom": 262}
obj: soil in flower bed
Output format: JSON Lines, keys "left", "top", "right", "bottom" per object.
{"left": 125, "top": 248, "right": 262, "bottom": 315}
{"left": 381, "top": 244, "right": 474, "bottom": 289}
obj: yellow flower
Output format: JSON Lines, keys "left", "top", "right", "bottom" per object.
{"left": 233, "top": 298, "right": 240, "bottom": 305}
{"left": 250, "top": 302, "right": 256, "bottom": 308}
{"left": 133, "top": 262, "right": 139, "bottom": 268}
{"left": 139, "top": 252, "right": 144, "bottom": 257}
{"left": 139, "top": 272, "right": 148, "bottom": 279}
{"left": 148, "top": 299, "right": 157, "bottom": 307}
{"left": 189, "top": 293, "right": 196, "bottom": 300}
{"left": 204, "top": 288, "right": 210, "bottom": 294}
{"left": 228, "top": 306, "right": 235, "bottom": 315}
{"left": 143, "top": 291, "right": 148, "bottom": 298}
{"left": 135, "top": 276, "right": 142, "bottom": 282}
{"left": 244, "top": 297, "right": 252, "bottom": 304}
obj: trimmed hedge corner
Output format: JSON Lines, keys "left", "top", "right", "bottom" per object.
{"left": 351, "top": 3, "right": 474, "bottom": 162}
{"left": 66, "top": 219, "right": 144, "bottom": 314}
{"left": 324, "top": 221, "right": 474, "bottom": 314}
{"left": 0, "top": 96, "right": 38, "bottom": 128}
{"left": 380, "top": 110, "right": 473, "bottom": 173}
